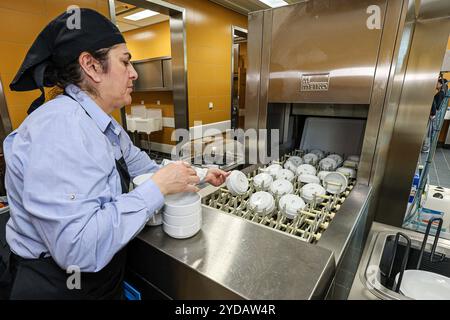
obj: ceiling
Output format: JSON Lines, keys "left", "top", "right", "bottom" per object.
{"left": 209, "top": 0, "right": 301, "bottom": 15}
{"left": 114, "top": 0, "right": 169, "bottom": 33}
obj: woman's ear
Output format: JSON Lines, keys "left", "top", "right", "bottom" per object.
{"left": 78, "top": 52, "right": 102, "bottom": 83}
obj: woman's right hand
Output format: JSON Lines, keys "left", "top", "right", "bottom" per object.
{"left": 151, "top": 161, "right": 200, "bottom": 195}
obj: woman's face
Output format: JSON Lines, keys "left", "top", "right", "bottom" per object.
{"left": 98, "top": 43, "right": 138, "bottom": 111}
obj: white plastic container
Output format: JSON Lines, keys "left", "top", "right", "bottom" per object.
{"left": 270, "top": 179, "right": 294, "bottom": 197}
{"left": 278, "top": 194, "right": 306, "bottom": 220}
{"left": 253, "top": 173, "right": 273, "bottom": 191}
{"left": 249, "top": 191, "right": 276, "bottom": 216}
{"left": 226, "top": 170, "right": 249, "bottom": 196}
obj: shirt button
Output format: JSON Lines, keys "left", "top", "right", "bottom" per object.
{"left": 112, "top": 142, "right": 117, "bottom": 146}
{"left": 70, "top": 194, "right": 76, "bottom": 200}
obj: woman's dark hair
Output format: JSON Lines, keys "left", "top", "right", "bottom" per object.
{"left": 45, "top": 47, "right": 112, "bottom": 95}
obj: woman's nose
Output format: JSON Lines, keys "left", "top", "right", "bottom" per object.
{"left": 130, "top": 64, "right": 138, "bottom": 80}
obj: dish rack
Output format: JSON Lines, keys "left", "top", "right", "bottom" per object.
{"left": 202, "top": 150, "right": 357, "bottom": 244}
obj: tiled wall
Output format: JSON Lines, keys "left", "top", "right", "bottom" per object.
{"left": 0, "top": 0, "right": 124, "bottom": 129}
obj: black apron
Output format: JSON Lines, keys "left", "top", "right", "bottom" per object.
{"left": 7, "top": 94, "right": 132, "bottom": 300}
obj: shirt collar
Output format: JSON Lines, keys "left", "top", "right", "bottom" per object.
{"left": 65, "top": 84, "right": 114, "bottom": 134}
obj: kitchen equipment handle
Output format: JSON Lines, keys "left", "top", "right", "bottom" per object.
{"left": 387, "top": 232, "right": 411, "bottom": 293}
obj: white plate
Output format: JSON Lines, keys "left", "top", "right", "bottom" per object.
{"left": 319, "top": 158, "right": 337, "bottom": 171}
{"left": 298, "top": 173, "right": 320, "bottom": 185}
{"left": 303, "top": 153, "right": 319, "bottom": 165}
{"left": 270, "top": 179, "right": 294, "bottom": 197}
{"left": 249, "top": 191, "right": 275, "bottom": 216}
{"left": 264, "top": 164, "right": 283, "bottom": 179}
{"left": 336, "top": 167, "right": 356, "bottom": 179}
{"left": 300, "top": 183, "right": 326, "bottom": 204}
{"left": 163, "top": 221, "right": 201, "bottom": 239}
{"left": 164, "top": 192, "right": 201, "bottom": 216}
{"left": 395, "top": 270, "right": 450, "bottom": 300}
{"left": 323, "top": 172, "right": 348, "bottom": 194}
{"left": 163, "top": 211, "right": 202, "bottom": 226}
{"left": 279, "top": 194, "right": 306, "bottom": 219}
{"left": 296, "top": 164, "right": 317, "bottom": 176}
{"left": 253, "top": 173, "right": 273, "bottom": 191}
{"left": 226, "top": 170, "right": 249, "bottom": 195}
{"left": 133, "top": 173, "right": 154, "bottom": 187}
{"left": 276, "top": 169, "right": 295, "bottom": 182}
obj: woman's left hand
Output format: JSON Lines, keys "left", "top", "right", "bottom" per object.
{"left": 204, "top": 168, "right": 230, "bottom": 187}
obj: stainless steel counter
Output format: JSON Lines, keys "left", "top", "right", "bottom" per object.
{"left": 128, "top": 205, "right": 336, "bottom": 299}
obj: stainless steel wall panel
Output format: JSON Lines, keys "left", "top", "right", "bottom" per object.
{"left": 268, "top": 0, "right": 385, "bottom": 104}
{"left": 375, "top": 17, "right": 450, "bottom": 226}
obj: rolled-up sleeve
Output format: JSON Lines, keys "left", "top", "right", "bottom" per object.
{"left": 20, "top": 113, "right": 164, "bottom": 272}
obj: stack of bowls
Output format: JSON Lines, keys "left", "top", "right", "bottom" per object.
{"left": 133, "top": 173, "right": 162, "bottom": 226}
{"left": 162, "top": 192, "right": 202, "bottom": 239}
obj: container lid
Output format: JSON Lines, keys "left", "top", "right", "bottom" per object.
{"left": 279, "top": 194, "right": 306, "bottom": 219}
{"left": 296, "top": 164, "right": 317, "bottom": 176}
{"left": 298, "top": 173, "right": 320, "bottom": 185}
{"left": 253, "top": 173, "right": 273, "bottom": 190}
{"left": 270, "top": 179, "right": 294, "bottom": 196}
{"left": 249, "top": 191, "right": 275, "bottom": 215}
{"left": 276, "top": 169, "right": 295, "bottom": 182}
{"left": 323, "top": 172, "right": 348, "bottom": 194}
{"left": 226, "top": 170, "right": 249, "bottom": 195}
{"left": 301, "top": 183, "right": 326, "bottom": 202}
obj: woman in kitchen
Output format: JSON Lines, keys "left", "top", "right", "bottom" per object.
{"left": 2, "top": 8, "right": 228, "bottom": 299}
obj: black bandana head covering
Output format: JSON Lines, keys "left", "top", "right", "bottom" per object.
{"left": 10, "top": 8, "right": 125, "bottom": 114}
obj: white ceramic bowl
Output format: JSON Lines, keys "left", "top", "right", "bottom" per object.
{"left": 249, "top": 191, "right": 275, "bottom": 216}
{"left": 163, "top": 211, "right": 202, "bottom": 227}
{"left": 298, "top": 173, "right": 321, "bottom": 185}
{"left": 163, "top": 221, "right": 201, "bottom": 239}
{"left": 336, "top": 167, "right": 356, "bottom": 179}
{"left": 286, "top": 156, "right": 303, "bottom": 167}
{"left": 317, "top": 171, "right": 331, "bottom": 182}
{"left": 300, "top": 183, "right": 326, "bottom": 204}
{"left": 164, "top": 192, "right": 201, "bottom": 216}
{"left": 296, "top": 164, "right": 317, "bottom": 176}
{"left": 270, "top": 179, "right": 294, "bottom": 197}
{"left": 343, "top": 160, "right": 359, "bottom": 169}
{"left": 323, "top": 172, "right": 348, "bottom": 194}
{"left": 303, "top": 153, "right": 319, "bottom": 165}
{"left": 347, "top": 155, "right": 360, "bottom": 162}
{"left": 310, "top": 149, "right": 325, "bottom": 160}
{"left": 133, "top": 173, "right": 154, "bottom": 187}
{"left": 276, "top": 169, "right": 295, "bottom": 183}
{"left": 395, "top": 270, "right": 450, "bottom": 300}
{"left": 278, "top": 194, "right": 306, "bottom": 220}
{"left": 226, "top": 170, "right": 249, "bottom": 195}
{"left": 327, "top": 154, "right": 343, "bottom": 166}
{"left": 264, "top": 164, "right": 283, "bottom": 179}
{"left": 319, "top": 158, "right": 337, "bottom": 171}
{"left": 253, "top": 173, "right": 273, "bottom": 191}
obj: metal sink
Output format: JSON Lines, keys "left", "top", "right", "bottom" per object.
{"left": 349, "top": 222, "right": 450, "bottom": 300}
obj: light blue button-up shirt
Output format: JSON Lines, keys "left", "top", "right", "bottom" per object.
{"left": 3, "top": 84, "right": 164, "bottom": 272}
